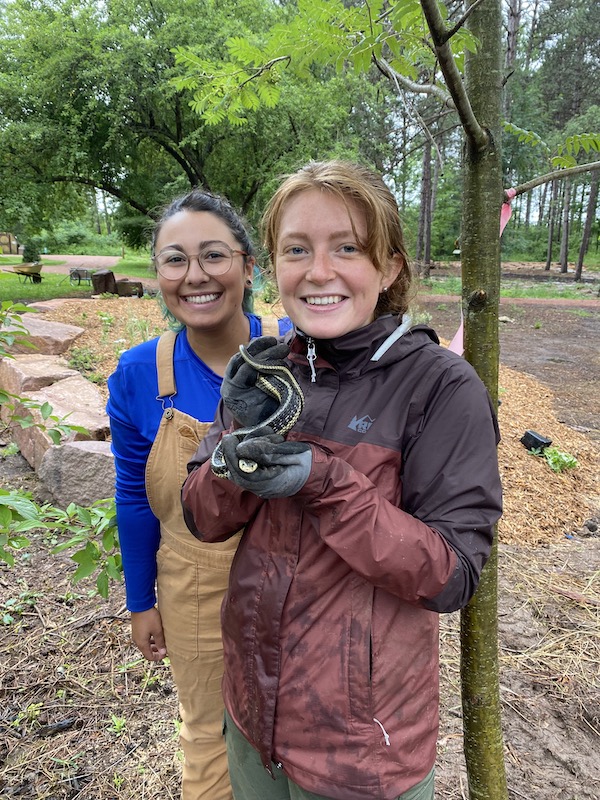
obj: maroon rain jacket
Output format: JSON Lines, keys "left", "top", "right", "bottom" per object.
{"left": 183, "top": 316, "right": 502, "bottom": 800}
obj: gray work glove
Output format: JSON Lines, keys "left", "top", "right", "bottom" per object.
{"left": 221, "top": 337, "right": 291, "bottom": 428}
{"left": 221, "top": 427, "right": 312, "bottom": 499}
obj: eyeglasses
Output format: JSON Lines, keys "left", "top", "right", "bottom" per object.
{"left": 153, "top": 244, "right": 248, "bottom": 280}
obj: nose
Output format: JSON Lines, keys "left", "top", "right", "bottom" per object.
{"left": 306, "top": 248, "right": 335, "bottom": 284}
{"left": 185, "top": 254, "right": 210, "bottom": 282}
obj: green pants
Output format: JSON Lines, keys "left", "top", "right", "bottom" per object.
{"left": 224, "top": 711, "right": 435, "bottom": 800}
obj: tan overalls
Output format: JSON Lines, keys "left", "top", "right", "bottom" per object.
{"left": 144, "top": 322, "right": 279, "bottom": 799}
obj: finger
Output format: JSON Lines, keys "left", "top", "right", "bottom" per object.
{"left": 241, "top": 426, "right": 278, "bottom": 441}
{"left": 236, "top": 439, "right": 309, "bottom": 461}
{"left": 252, "top": 343, "right": 290, "bottom": 363}
{"left": 230, "top": 361, "right": 261, "bottom": 388}
{"left": 246, "top": 336, "right": 278, "bottom": 355}
{"left": 152, "top": 630, "right": 167, "bottom": 659}
{"left": 220, "top": 433, "right": 242, "bottom": 467}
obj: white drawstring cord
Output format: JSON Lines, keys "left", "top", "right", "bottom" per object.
{"left": 373, "top": 717, "right": 391, "bottom": 746}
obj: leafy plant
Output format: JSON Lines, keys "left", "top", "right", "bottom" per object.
{"left": 110, "top": 714, "right": 127, "bottom": 735}
{"left": 1, "top": 586, "right": 41, "bottom": 625}
{"left": 542, "top": 447, "right": 579, "bottom": 473}
{"left": 12, "top": 701, "right": 43, "bottom": 730}
{"left": 1, "top": 303, "right": 91, "bottom": 443}
{"left": 49, "top": 499, "right": 122, "bottom": 598}
{"left": 0, "top": 489, "right": 42, "bottom": 566}
{"left": 528, "top": 446, "right": 579, "bottom": 473}
{"left": 0, "top": 300, "right": 33, "bottom": 356}
{"left": 1, "top": 491, "right": 122, "bottom": 598}
{"left": 68, "top": 346, "right": 104, "bottom": 384}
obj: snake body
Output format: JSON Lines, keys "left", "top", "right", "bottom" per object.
{"left": 211, "top": 344, "right": 305, "bottom": 478}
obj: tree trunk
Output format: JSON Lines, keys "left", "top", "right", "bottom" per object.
{"left": 461, "top": 1, "right": 508, "bottom": 798}
{"left": 575, "top": 171, "right": 599, "bottom": 281}
{"left": 102, "top": 192, "right": 112, "bottom": 236}
{"left": 545, "top": 179, "right": 559, "bottom": 270}
{"left": 91, "top": 189, "right": 102, "bottom": 235}
{"left": 424, "top": 139, "right": 433, "bottom": 270}
{"left": 416, "top": 140, "right": 432, "bottom": 276}
{"left": 560, "top": 178, "right": 571, "bottom": 273}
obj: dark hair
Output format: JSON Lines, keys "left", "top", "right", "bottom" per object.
{"left": 262, "top": 160, "right": 412, "bottom": 318}
{"left": 152, "top": 189, "right": 255, "bottom": 317}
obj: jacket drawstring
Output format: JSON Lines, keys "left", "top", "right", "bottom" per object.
{"left": 373, "top": 717, "right": 391, "bottom": 746}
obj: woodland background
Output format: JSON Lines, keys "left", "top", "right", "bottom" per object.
{"left": 0, "top": 0, "right": 598, "bottom": 272}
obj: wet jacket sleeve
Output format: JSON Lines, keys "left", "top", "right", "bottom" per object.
{"left": 107, "top": 368, "right": 160, "bottom": 613}
{"left": 296, "top": 360, "right": 501, "bottom": 613}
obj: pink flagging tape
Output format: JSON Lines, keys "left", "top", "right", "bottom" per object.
{"left": 500, "top": 188, "right": 517, "bottom": 235}
{"left": 448, "top": 320, "right": 464, "bottom": 354}
{"left": 447, "top": 189, "right": 516, "bottom": 357}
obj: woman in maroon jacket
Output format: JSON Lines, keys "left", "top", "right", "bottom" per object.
{"left": 182, "top": 160, "right": 502, "bottom": 800}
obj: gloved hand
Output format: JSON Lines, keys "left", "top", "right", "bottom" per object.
{"left": 221, "top": 337, "right": 291, "bottom": 428}
{"left": 221, "top": 428, "right": 312, "bottom": 499}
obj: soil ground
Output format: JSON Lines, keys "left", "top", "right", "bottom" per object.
{"left": 1, "top": 260, "right": 599, "bottom": 799}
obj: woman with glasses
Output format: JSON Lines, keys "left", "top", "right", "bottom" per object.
{"left": 106, "top": 189, "right": 290, "bottom": 800}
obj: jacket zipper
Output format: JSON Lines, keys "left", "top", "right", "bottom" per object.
{"left": 306, "top": 337, "right": 317, "bottom": 382}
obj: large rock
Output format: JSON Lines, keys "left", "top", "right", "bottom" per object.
{"left": 9, "top": 374, "right": 109, "bottom": 470}
{"left": 0, "top": 354, "right": 78, "bottom": 396}
{"left": 4, "top": 313, "right": 84, "bottom": 355}
{"left": 38, "top": 441, "right": 115, "bottom": 508}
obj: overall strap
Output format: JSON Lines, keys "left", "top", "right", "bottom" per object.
{"left": 260, "top": 316, "right": 281, "bottom": 337}
{"left": 156, "top": 329, "right": 178, "bottom": 398}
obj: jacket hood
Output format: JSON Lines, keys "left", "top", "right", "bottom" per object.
{"left": 288, "top": 314, "right": 440, "bottom": 379}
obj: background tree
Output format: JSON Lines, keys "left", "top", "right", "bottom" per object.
{"left": 0, "top": 0, "right": 400, "bottom": 241}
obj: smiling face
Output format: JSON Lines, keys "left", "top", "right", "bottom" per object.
{"left": 155, "top": 209, "right": 253, "bottom": 333}
{"left": 274, "top": 189, "right": 399, "bottom": 339}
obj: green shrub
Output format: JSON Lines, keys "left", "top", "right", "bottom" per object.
{"left": 22, "top": 241, "right": 41, "bottom": 263}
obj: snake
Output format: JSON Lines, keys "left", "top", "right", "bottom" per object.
{"left": 211, "top": 344, "right": 305, "bottom": 479}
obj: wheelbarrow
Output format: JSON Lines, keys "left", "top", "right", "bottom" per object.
{"left": 3, "top": 262, "right": 43, "bottom": 283}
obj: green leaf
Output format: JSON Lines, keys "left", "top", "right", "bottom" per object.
{"left": 40, "top": 402, "right": 53, "bottom": 420}
{"left": 47, "top": 429, "right": 62, "bottom": 445}
{"left": 96, "top": 570, "right": 109, "bottom": 599}
{"left": 0, "top": 491, "right": 40, "bottom": 520}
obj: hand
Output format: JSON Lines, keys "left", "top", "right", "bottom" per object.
{"left": 221, "top": 337, "right": 291, "bottom": 427}
{"left": 221, "top": 428, "right": 312, "bottom": 499}
{"left": 130, "top": 607, "right": 167, "bottom": 662}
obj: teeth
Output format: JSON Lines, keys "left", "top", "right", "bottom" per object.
{"left": 183, "top": 293, "right": 220, "bottom": 304}
{"left": 305, "top": 296, "right": 342, "bottom": 306}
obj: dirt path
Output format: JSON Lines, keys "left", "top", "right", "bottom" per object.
{"left": 416, "top": 291, "right": 600, "bottom": 442}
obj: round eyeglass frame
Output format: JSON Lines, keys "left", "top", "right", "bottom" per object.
{"left": 153, "top": 244, "right": 248, "bottom": 280}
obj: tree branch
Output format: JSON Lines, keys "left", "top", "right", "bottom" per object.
{"left": 373, "top": 56, "right": 453, "bottom": 106}
{"left": 508, "top": 160, "right": 600, "bottom": 199}
{"left": 443, "top": 0, "right": 488, "bottom": 42}
{"left": 51, "top": 177, "right": 151, "bottom": 217}
{"left": 420, "top": 0, "right": 488, "bottom": 151}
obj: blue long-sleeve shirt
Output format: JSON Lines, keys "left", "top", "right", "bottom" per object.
{"left": 106, "top": 316, "right": 291, "bottom": 611}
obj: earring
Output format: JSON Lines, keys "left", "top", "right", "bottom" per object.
{"left": 245, "top": 279, "right": 253, "bottom": 287}
{"left": 382, "top": 286, "right": 388, "bottom": 293}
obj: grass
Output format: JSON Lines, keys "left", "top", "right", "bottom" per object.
{"left": 0, "top": 255, "right": 66, "bottom": 267}
{"left": 0, "top": 271, "right": 93, "bottom": 303}
{"left": 0, "top": 256, "right": 156, "bottom": 303}
{"left": 419, "top": 275, "right": 599, "bottom": 300}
